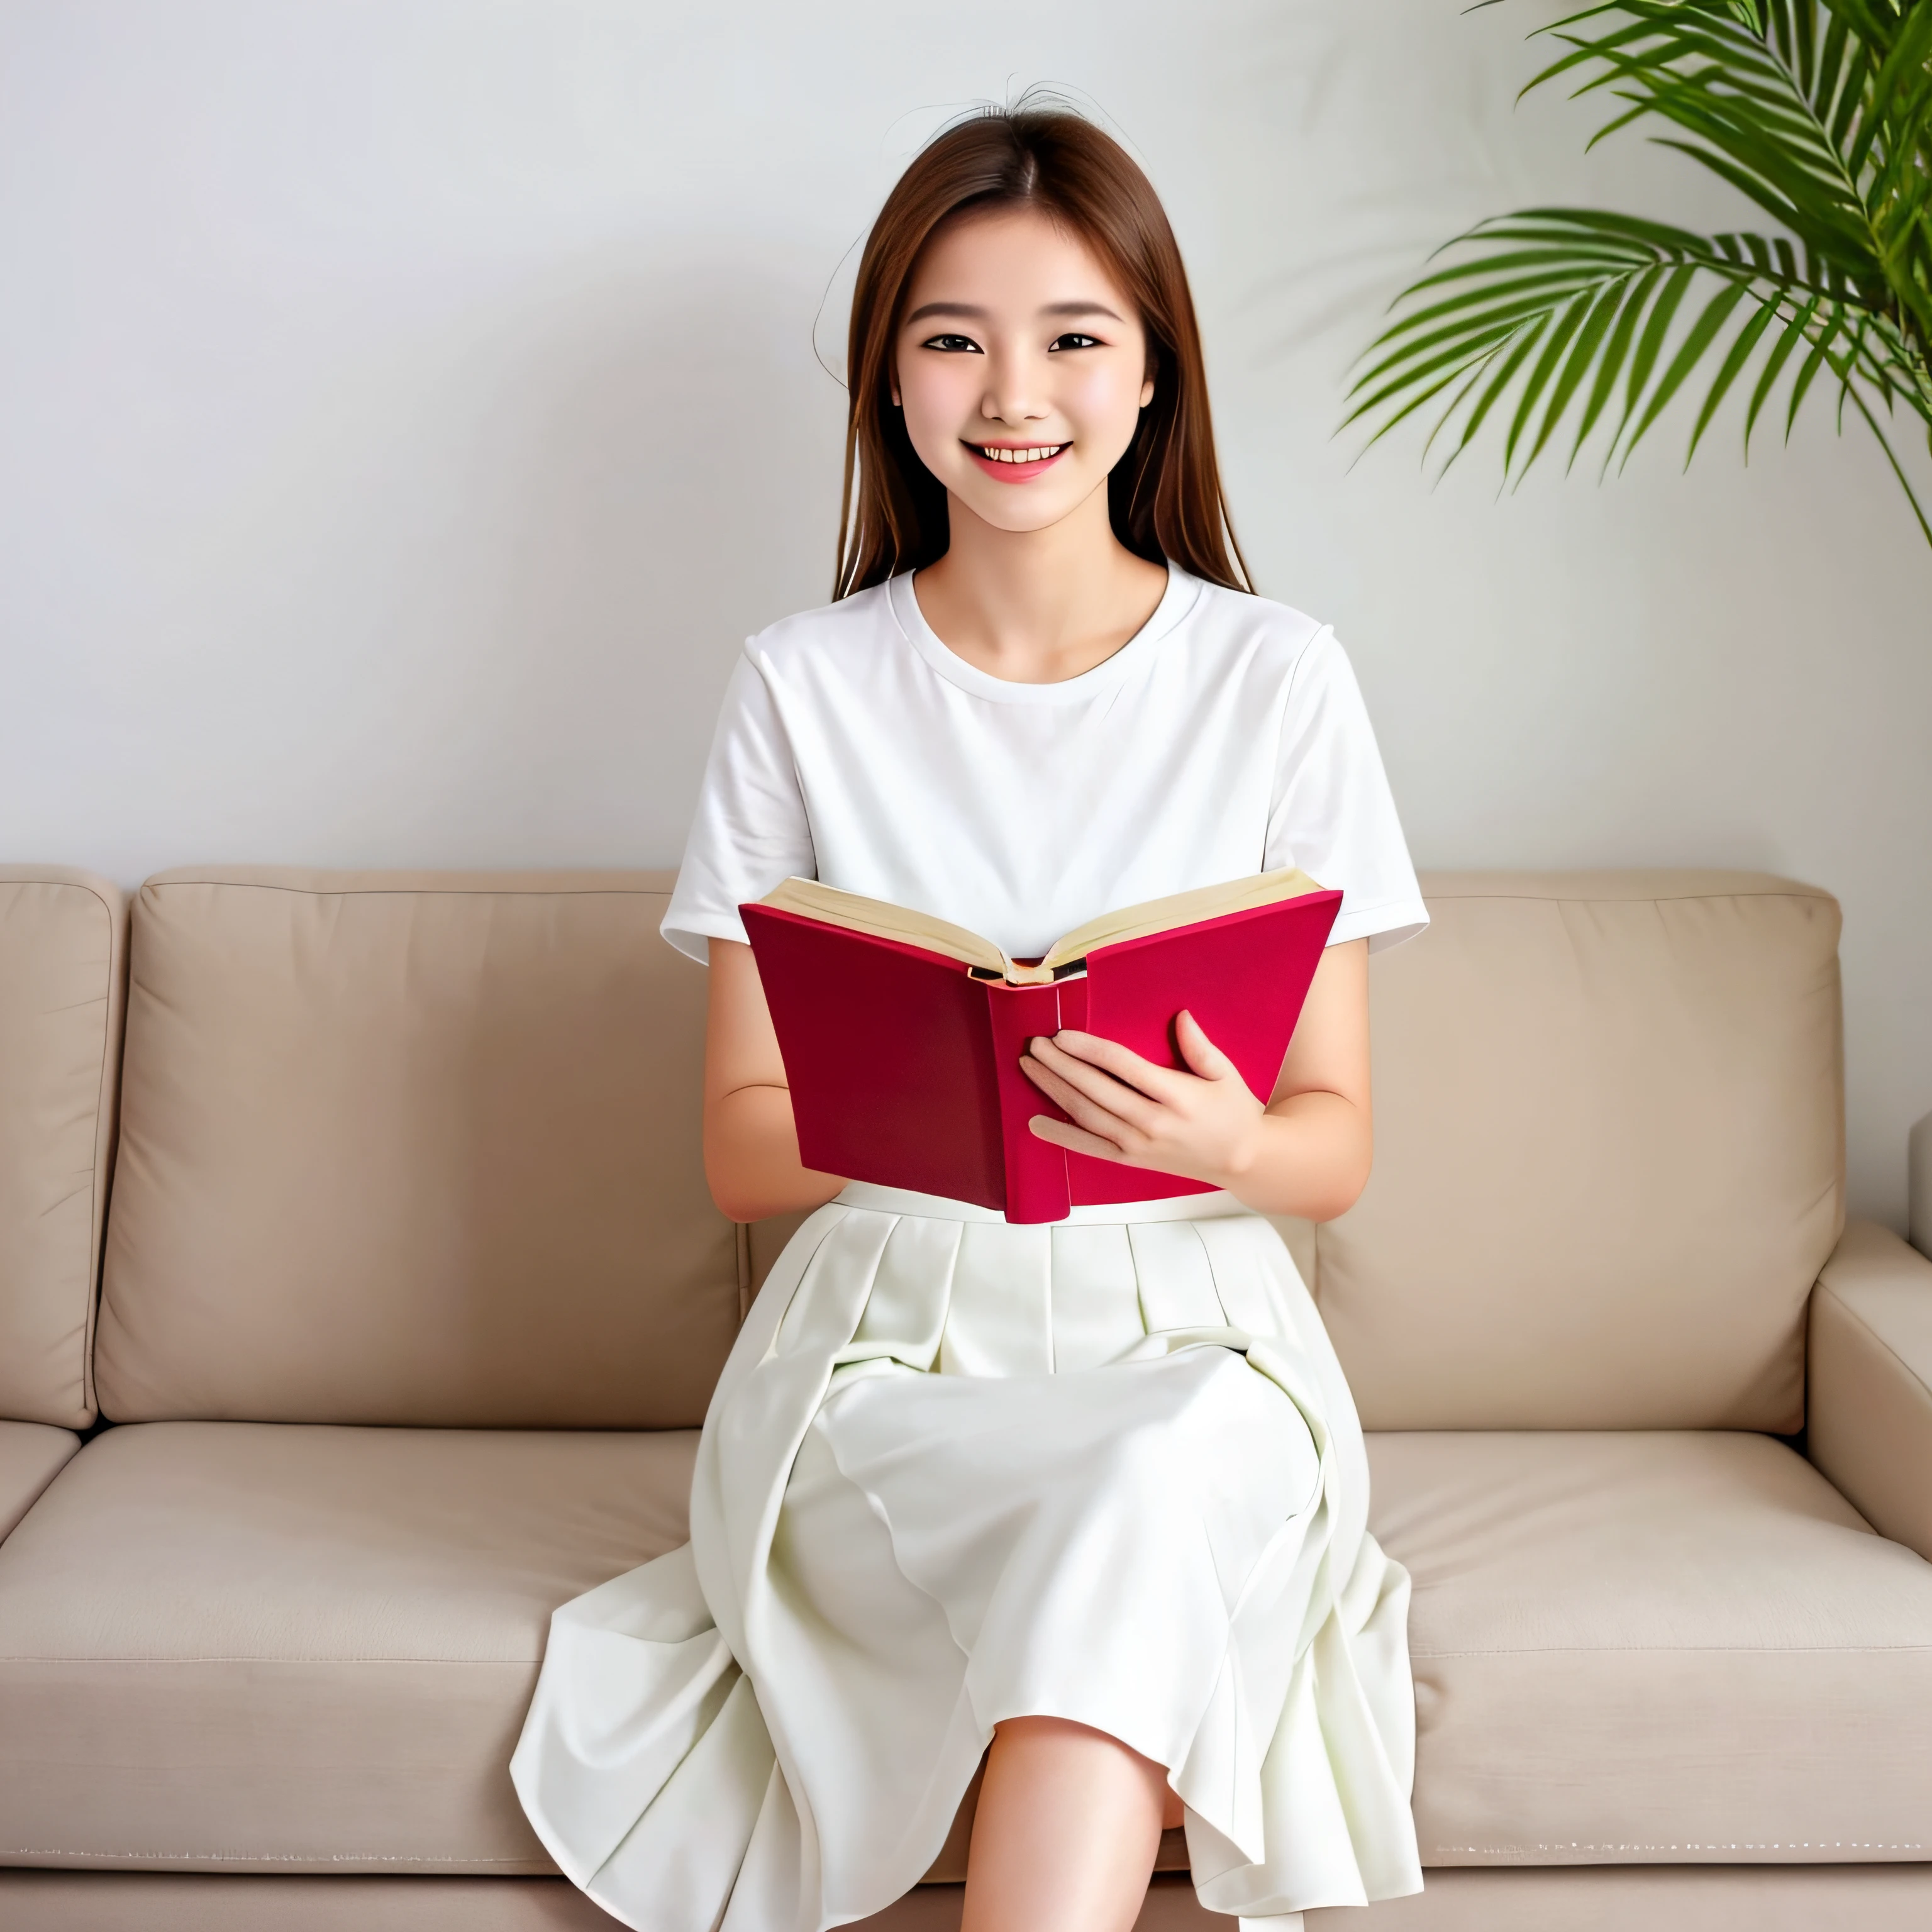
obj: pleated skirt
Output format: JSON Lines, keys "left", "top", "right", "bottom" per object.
{"left": 511, "top": 1183, "right": 1424, "bottom": 1932}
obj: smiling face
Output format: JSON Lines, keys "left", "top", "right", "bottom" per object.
{"left": 891, "top": 206, "right": 1157, "bottom": 536}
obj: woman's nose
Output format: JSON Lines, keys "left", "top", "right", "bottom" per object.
{"left": 980, "top": 350, "right": 1048, "bottom": 427}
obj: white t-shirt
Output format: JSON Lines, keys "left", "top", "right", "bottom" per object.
{"left": 662, "top": 563, "right": 1427, "bottom": 965}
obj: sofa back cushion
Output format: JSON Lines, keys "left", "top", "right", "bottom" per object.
{"left": 1312, "top": 871, "right": 1843, "bottom": 1432}
{"left": 0, "top": 869, "right": 126, "bottom": 1428}
{"left": 94, "top": 870, "right": 740, "bottom": 1427}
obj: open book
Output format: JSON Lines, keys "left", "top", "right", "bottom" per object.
{"left": 741, "top": 869, "right": 1343, "bottom": 1223}
{"left": 753, "top": 869, "right": 1330, "bottom": 986}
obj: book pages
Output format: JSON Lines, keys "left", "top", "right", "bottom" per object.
{"left": 755, "top": 865, "right": 1326, "bottom": 986}
{"left": 1038, "top": 867, "right": 1325, "bottom": 970}
{"left": 755, "top": 877, "right": 1015, "bottom": 976}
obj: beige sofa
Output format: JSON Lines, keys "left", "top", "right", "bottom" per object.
{"left": 1, "top": 863, "right": 1929, "bottom": 1931}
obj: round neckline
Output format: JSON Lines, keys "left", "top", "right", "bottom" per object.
{"left": 884, "top": 560, "right": 1201, "bottom": 707}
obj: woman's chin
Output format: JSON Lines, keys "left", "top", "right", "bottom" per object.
{"left": 947, "top": 480, "right": 1099, "bottom": 537}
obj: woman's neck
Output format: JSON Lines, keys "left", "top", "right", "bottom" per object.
{"left": 910, "top": 486, "right": 1170, "bottom": 685}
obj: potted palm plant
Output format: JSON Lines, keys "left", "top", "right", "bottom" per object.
{"left": 1343, "top": 0, "right": 1932, "bottom": 545}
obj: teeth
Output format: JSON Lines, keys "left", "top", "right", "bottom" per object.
{"left": 981, "top": 444, "right": 1064, "bottom": 463}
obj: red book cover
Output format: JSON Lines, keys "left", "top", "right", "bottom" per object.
{"left": 741, "top": 884, "right": 1343, "bottom": 1224}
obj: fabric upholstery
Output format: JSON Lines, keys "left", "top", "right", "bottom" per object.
{"left": 1321, "top": 1866, "right": 1932, "bottom": 1932}
{"left": 1317, "top": 872, "right": 1843, "bottom": 1431}
{"left": 923, "top": 1866, "right": 1932, "bottom": 1929}
{"left": 1367, "top": 1430, "right": 1932, "bottom": 1865}
{"left": 1809, "top": 1219, "right": 1932, "bottom": 1562}
{"left": 0, "top": 1423, "right": 77, "bottom": 1542}
{"left": 0, "top": 1421, "right": 697, "bottom": 1871}
{"left": 0, "top": 1874, "right": 624, "bottom": 1929}
{"left": 1323, "top": 1866, "right": 1932, "bottom": 1932}
{"left": 94, "top": 869, "right": 740, "bottom": 1426}
{"left": 6, "top": 1867, "right": 1932, "bottom": 1932}
{"left": 884, "top": 1866, "right": 1932, "bottom": 1930}
{"left": 0, "top": 868, "right": 125, "bottom": 1428}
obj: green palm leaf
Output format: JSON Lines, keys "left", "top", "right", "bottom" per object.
{"left": 1346, "top": 0, "right": 1932, "bottom": 548}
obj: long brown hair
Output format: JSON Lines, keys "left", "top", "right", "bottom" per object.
{"left": 833, "top": 104, "right": 1252, "bottom": 600}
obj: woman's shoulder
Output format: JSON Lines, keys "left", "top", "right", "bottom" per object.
{"left": 1175, "top": 573, "right": 1343, "bottom": 684}
{"left": 738, "top": 580, "right": 902, "bottom": 683}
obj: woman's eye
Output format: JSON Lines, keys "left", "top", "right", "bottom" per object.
{"left": 1048, "top": 333, "right": 1102, "bottom": 352}
{"left": 921, "top": 334, "right": 982, "bottom": 353}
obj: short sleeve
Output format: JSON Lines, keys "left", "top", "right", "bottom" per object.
{"left": 1264, "top": 628, "right": 1428, "bottom": 952}
{"left": 660, "top": 652, "right": 816, "bottom": 962}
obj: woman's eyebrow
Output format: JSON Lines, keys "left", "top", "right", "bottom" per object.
{"left": 902, "top": 299, "right": 1126, "bottom": 325}
{"left": 904, "top": 301, "right": 988, "bottom": 325}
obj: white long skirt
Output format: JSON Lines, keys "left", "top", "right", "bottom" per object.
{"left": 510, "top": 1183, "right": 1424, "bottom": 1932}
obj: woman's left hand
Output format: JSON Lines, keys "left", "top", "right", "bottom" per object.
{"left": 1020, "top": 1011, "right": 1265, "bottom": 1187}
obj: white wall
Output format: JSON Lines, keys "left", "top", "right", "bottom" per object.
{"left": 3, "top": 0, "right": 1928, "bottom": 1226}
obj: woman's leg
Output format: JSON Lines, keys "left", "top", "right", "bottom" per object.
{"left": 960, "top": 1716, "right": 1173, "bottom": 1932}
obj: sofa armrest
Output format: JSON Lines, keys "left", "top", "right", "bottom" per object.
{"left": 1807, "top": 1219, "right": 1932, "bottom": 1560}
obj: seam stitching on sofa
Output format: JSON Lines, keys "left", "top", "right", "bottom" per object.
{"left": 136, "top": 879, "right": 1833, "bottom": 906}
{"left": 0, "top": 1850, "right": 539, "bottom": 1863}
{"left": 1430, "top": 1841, "right": 1927, "bottom": 1855}
{"left": 0, "top": 1654, "right": 541, "bottom": 1665}
{"left": 1416, "top": 887, "right": 1835, "bottom": 905}
{"left": 145, "top": 882, "right": 673, "bottom": 898}
{"left": 1409, "top": 1643, "right": 1932, "bottom": 1657}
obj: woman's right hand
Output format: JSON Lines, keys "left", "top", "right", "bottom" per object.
{"left": 702, "top": 938, "right": 847, "bottom": 1223}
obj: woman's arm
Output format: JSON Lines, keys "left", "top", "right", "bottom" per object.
{"left": 703, "top": 937, "right": 848, "bottom": 1223}
{"left": 1019, "top": 936, "right": 1373, "bottom": 1221}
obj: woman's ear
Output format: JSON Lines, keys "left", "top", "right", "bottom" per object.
{"left": 889, "top": 362, "right": 902, "bottom": 408}
{"left": 1140, "top": 373, "right": 1155, "bottom": 409}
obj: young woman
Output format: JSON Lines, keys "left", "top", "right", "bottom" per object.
{"left": 513, "top": 105, "right": 1428, "bottom": 1932}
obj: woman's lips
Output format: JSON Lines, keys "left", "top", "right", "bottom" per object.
{"left": 964, "top": 441, "right": 1070, "bottom": 482}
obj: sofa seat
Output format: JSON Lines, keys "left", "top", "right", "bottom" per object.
{"left": 0, "top": 1421, "right": 697, "bottom": 1872}
{"left": 0, "top": 1424, "right": 76, "bottom": 1543}
{"left": 1368, "top": 1430, "right": 1932, "bottom": 1867}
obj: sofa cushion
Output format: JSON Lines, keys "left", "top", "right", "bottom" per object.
{"left": 1368, "top": 1430, "right": 1932, "bottom": 1865}
{"left": 94, "top": 869, "right": 741, "bottom": 1427}
{"left": 0, "top": 1420, "right": 696, "bottom": 1872}
{"left": 0, "top": 869, "right": 126, "bottom": 1428}
{"left": 0, "top": 1424, "right": 77, "bottom": 1543}
{"left": 1318, "top": 872, "right": 1843, "bottom": 1431}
